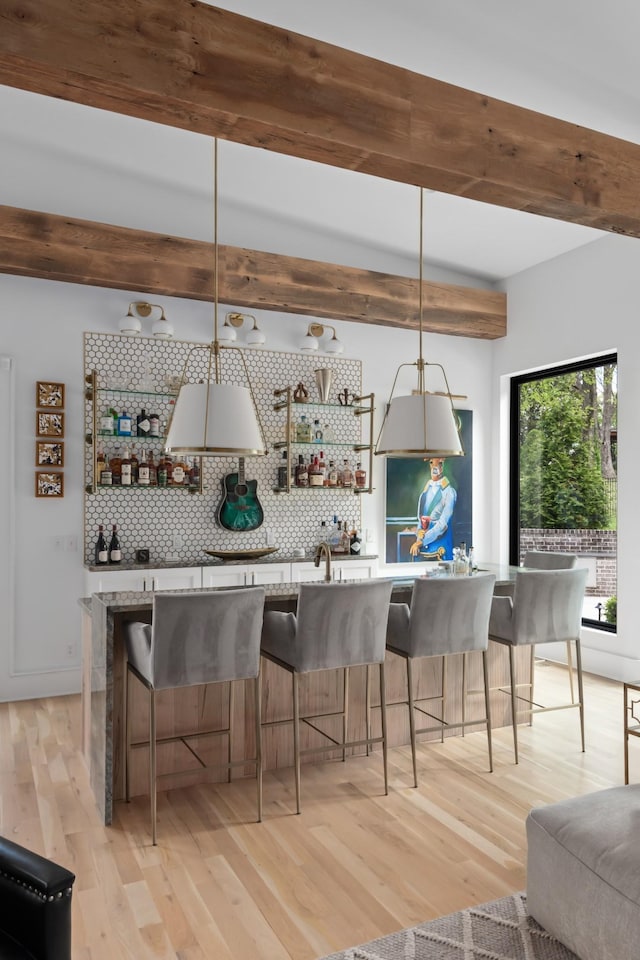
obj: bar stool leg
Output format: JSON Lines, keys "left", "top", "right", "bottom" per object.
{"left": 575, "top": 638, "right": 585, "bottom": 753}
{"left": 508, "top": 645, "right": 519, "bottom": 765}
{"left": 150, "top": 688, "right": 157, "bottom": 845}
{"left": 440, "top": 656, "right": 447, "bottom": 743}
{"left": 406, "top": 657, "right": 417, "bottom": 788}
{"left": 254, "top": 674, "right": 262, "bottom": 822}
{"left": 365, "top": 665, "right": 371, "bottom": 757}
{"left": 342, "top": 667, "right": 350, "bottom": 762}
{"left": 293, "top": 672, "right": 301, "bottom": 814}
{"left": 461, "top": 652, "right": 467, "bottom": 737}
{"left": 529, "top": 645, "right": 535, "bottom": 726}
{"left": 482, "top": 650, "right": 493, "bottom": 773}
{"left": 124, "top": 665, "right": 131, "bottom": 803}
{"left": 227, "top": 681, "right": 235, "bottom": 783}
{"left": 566, "top": 639, "right": 576, "bottom": 703}
{"left": 379, "top": 661, "right": 388, "bottom": 796}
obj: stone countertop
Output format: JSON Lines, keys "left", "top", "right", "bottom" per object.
{"left": 85, "top": 553, "right": 378, "bottom": 572}
{"left": 80, "top": 576, "right": 414, "bottom": 614}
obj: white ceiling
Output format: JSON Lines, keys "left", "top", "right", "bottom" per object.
{"left": 3, "top": 0, "right": 640, "bottom": 284}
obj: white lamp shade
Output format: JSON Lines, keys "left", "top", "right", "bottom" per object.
{"left": 152, "top": 317, "right": 174, "bottom": 339}
{"left": 245, "top": 325, "right": 266, "bottom": 346}
{"left": 217, "top": 323, "right": 237, "bottom": 342}
{"left": 325, "top": 337, "right": 344, "bottom": 354}
{"left": 300, "top": 335, "right": 319, "bottom": 352}
{"left": 164, "top": 382, "right": 266, "bottom": 455}
{"left": 376, "top": 393, "right": 463, "bottom": 457}
{"left": 119, "top": 314, "right": 142, "bottom": 335}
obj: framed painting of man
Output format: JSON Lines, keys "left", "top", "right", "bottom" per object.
{"left": 384, "top": 409, "right": 473, "bottom": 564}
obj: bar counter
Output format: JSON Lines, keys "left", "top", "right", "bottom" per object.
{"left": 80, "top": 565, "right": 524, "bottom": 824}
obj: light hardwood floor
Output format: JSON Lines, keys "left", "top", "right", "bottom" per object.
{"left": 0, "top": 663, "right": 627, "bottom": 960}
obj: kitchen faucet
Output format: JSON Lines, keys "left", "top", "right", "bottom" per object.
{"left": 314, "top": 541, "right": 333, "bottom": 582}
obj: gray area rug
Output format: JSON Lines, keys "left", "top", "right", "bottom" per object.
{"left": 317, "top": 892, "right": 578, "bottom": 959}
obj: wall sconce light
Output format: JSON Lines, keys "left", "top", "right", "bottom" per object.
{"left": 217, "top": 311, "right": 266, "bottom": 346}
{"left": 300, "top": 322, "right": 344, "bottom": 354}
{"left": 118, "top": 301, "right": 174, "bottom": 339}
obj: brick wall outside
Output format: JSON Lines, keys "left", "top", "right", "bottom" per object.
{"left": 520, "top": 529, "right": 617, "bottom": 597}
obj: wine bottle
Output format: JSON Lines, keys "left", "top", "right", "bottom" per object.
{"left": 108, "top": 524, "right": 122, "bottom": 564}
{"left": 120, "top": 445, "right": 132, "bottom": 486}
{"left": 95, "top": 524, "right": 108, "bottom": 565}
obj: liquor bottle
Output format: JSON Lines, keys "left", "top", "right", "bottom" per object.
{"left": 355, "top": 461, "right": 367, "bottom": 489}
{"left": 157, "top": 454, "right": 168, "bottom": 487}
{"left": 172, "top": 455, "right": 187, "bottom": 486}
{"left": 130, "top": 444, "right": 139, "bottom": 484}
{"left": 120, "top": 445, "right": 132, "bottom": 486}
{"left": 295, "top": 454, "right": 308, "bottom": 487}
{"left": 341, "top": 458, "right": 353, "bottom": 488}
{"left": 328, "top": 459, "right": 338, "bottom": 487}
{"left": 188, "top": 457, "right": 200, "bottom": 490}
{"left": 108, "top": 524, "right": 122, "bottom": 564}
{"left": 339, "top": 521, "right": 352, "bottom": 554}
{"left": 96, "top": 442, "right": 107, "bottom": 484}
{"left": 318, "top": 450, "right": 327, "bottom": 485}
{"left": 117, "top": 410, "right": 132, "bottom": 436}
{"left": 277, "top": 451, "right": 288, "bottom": 488}
{"left": 309, "top": 455, "right": 323, "bottom": 487}
{"left": 296, "top": 415, "right": 312, "bottom": 443}
{"left": 109, "top": 444, "right": 122, "bottom": 485}
{"left": 148, "top": 450, "right": 158, "bottom": 485}
{"left": 100, "top": 407, "right": 117, "bottom": 436}
{"left": 313, "top": 419, "right": 323, "bottom": 443}
{"left": 137, "top": 448, "right": 150, "bottom": 486}
{"left": 136, "top": 408, "right": 151, "bottom": 438}
{"left": 94, "top": 524, "right": 108, "bottom": 565}
{"left": 350, "top": 525, "right": 362, "bottom": 555}
{"left": 149, "top": 413, "right": 160, "bottom": 438}
{"left": 323, "top": 422, "right": 336, "bottom": 444}
{"left": 163, "top": 454, "right": 173, "bottom": 485}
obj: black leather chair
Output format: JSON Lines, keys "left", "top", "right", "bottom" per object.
{"left": 0, "top": 835, "right": 75, "bottom": 959}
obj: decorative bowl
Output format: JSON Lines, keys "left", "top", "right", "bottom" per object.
{"left": 203, "top": 547, "right": 279, "bottom": 561}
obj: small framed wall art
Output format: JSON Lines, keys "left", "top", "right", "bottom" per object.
{"left": 36, "top": 441, "right": 64, "bottom": 467}
{"left": 36, "top": 411, "right": 64, "bottom": 438}
{"left": 36, "top": 381, "right": 65, "bottom": 408}
{"left": 35, "top": 471, "right": 64, "bottom": 498}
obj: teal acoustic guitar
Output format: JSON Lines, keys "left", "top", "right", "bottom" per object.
{"left": 217, "top": 458, "right": 264, "bottom": 532}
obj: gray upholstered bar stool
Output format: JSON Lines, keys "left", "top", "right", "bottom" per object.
{"left": 261, "top": 579, "right": 393, "bottom": 814}
{"left": 123, "top": 587, "right": 265, "bottom": 844}
{"left": 488, "top": 567, "right": 587, "bottom": 764}
{"left": 385, "top": 573, "right": 496, "bottom": 786}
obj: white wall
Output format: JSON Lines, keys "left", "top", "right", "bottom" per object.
{"left": 494, "top": 232, "right": 637, "bottom": 680}
{"left": 0, "top": 271, "right": 494, "bottom": 702}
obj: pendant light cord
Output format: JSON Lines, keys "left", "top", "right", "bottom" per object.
{"left": 418, "top": 186, "right": 425, "bottom": 393}
{"left": 213, "top": 137, "right": 220, "bottom": 382}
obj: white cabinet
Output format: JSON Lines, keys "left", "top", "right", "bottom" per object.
{"left": 291, "top": 562, "right": 327, "bottom": 583}
{"left": 148, "top": 567, "right": 202, "bottom": 591}
{"left": 292, "top": 558, "right": 377, "bottom": 582}
{"left": 85, "top": 566, "right": 201, "bottom": 595}
{"left": 202, "top": 562, "right": 291, "bottom": 588}
{"left": 333, "top": 558, "right": 377, "bottom": 581}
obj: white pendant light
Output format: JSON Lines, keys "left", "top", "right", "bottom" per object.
{"left": 375, "top": 188, "right": 464, "bottom": 458}
{"left": 164, "top": 140, "right": 267, "bottom": 458}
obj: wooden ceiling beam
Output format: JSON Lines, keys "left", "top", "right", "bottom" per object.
{"left": 1, "top": 1, "right": 640, "bottom": 236}
{"left": 0, "top": 206, "right": 506, "bottom": 338}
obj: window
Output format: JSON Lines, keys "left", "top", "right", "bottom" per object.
{"left": 509, "top": 353, "right": 617, "bottom": 631}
